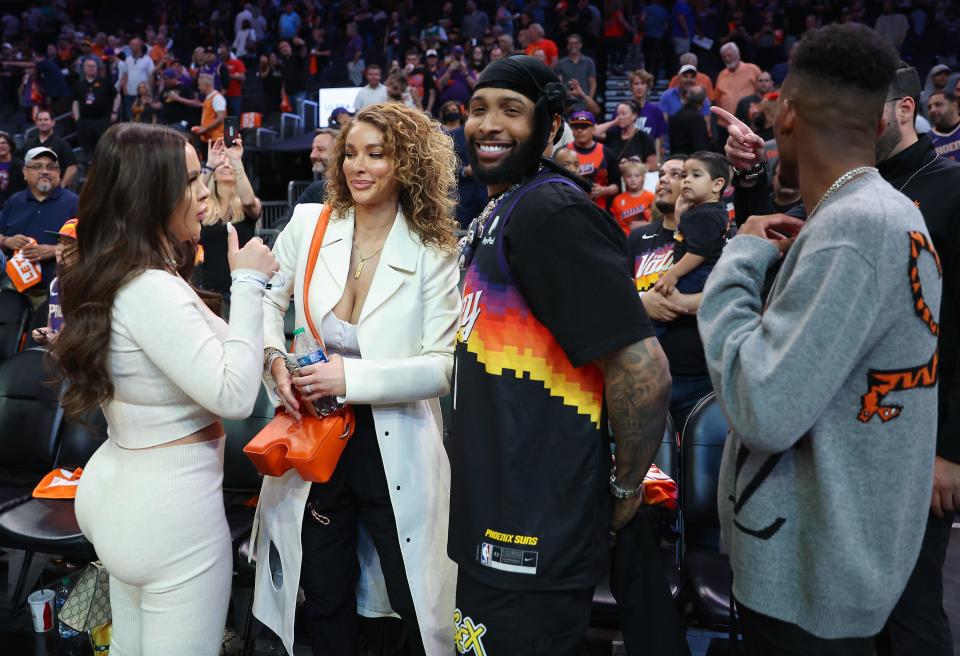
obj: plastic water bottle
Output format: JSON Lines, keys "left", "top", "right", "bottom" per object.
{"left": 53, "top": 578, "right": 79, "bottom": 638}
{"left": 292, "top": 327, "right": 341, "bottom": 415}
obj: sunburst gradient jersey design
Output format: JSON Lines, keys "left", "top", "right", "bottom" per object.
{"left": 458, "top": 265, "right": 604, "bottom": 427}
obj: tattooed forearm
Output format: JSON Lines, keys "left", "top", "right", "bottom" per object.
{"left": 597, "top": 337, "right": 672, "bottom": 488}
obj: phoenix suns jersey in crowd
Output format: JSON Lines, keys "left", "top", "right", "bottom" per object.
{"left": 449, "top": 162, "right": 654, "bottom": 591}
{"left": 629, "top": 219, "right": 709, "bottom": 376}
{"left": 931, "top": 121, "right": 960, "bottom": 162}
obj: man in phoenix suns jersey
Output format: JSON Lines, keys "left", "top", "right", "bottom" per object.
{"left": 566, "top": 110, "right": 620, "bottom": 210}
{"left": 629, "top": 154, "right": 714, "bottom": 429}
{"left": 927, "top": 90, "right": 960, "bottom": 163}
{"left": 451, "top": 55, "right": 672, "bottom": 655}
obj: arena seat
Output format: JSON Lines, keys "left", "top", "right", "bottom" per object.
{"left": 259, "top": 201, "right": 289, "bottom": 230}
{"left": 223, "top": 386, "right": 275, "bottom": 548}
{"left": 287, "top": 180, "right": 313, "bottom": 209}
{"left": 0, "top": 404, "right": 106, "bottom": 606}
{"left": 0, "top": 349, "right": 61, "bottom": 516}
{"left": 222, "top": 386, "right": 275, "bottom": 656}
{"left": 0, "top": 289, "right": 30, "bottom": 363}
{"left": 680, "top": 392, "right": 736, "bottom": 633}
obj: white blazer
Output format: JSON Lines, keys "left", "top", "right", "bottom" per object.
{"left": 249, "top": 203, "right": 459, "bottom": 655}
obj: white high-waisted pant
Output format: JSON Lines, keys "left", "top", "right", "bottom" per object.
{"left": 75, "top": 437, "right": 231, "bottom": 656}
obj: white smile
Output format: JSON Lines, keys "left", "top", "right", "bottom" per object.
{"left": 478, "top": 144, "right": 510, "bottom": 153}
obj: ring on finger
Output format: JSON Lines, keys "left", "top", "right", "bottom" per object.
{"left": 305, "top": 384, "right": 312, "bottom": 394}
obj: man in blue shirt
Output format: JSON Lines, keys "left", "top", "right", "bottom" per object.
{"left": 0, "top": 147, "right": 79, "bottom": 294}
{"left": 278, "top": 3, "right": 302, "bottom": 40}
{"left": 660, "top": 64, "right": 710, "bottom": 118}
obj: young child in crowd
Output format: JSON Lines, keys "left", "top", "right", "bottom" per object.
{"left": 610, "top": 158, "right": 655, "bottom": 235}
{"left": 654, "top": 150, "right": 731, "bottom": 297}
{"left": 31, "top": 218, "right": 77, "bottom": 346}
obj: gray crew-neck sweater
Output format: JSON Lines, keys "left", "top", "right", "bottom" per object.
{"left": 698, "top": 170, "right": 942, "bottom": 638}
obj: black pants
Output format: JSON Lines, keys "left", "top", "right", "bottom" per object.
{"left": 454, "top": 573, "right": 593, "bottom": 656}
{"left": 737, "top": 602, "right": 875, "bottom": 656}
{"left": 611, "top": 510, "right": 689, "bottom": 656}
{"left": 299, "top": 405, "right": 423, "bottom": 656}
{"left": 877, "top": 510, "right": 955, "bottom": 656}
{"left": 77, "top": 117, "right": 110, "bottom": 160}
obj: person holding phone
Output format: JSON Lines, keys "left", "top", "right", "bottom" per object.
{"left": 437, "top": 45, "right": 477, "bottom": 107}
{"left": 196, "top": 136, "right": 262, "bottom": 299}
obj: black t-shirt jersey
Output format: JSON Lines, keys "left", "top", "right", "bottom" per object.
{"left": 450, "top": 161, "right": 654, "bottom": 591}
{"left": 628, "top": 220, "right": 708, "bottom": 377}
{"left": 674, "top": 201, "right": 728, "bottom": 265}
{"left": 604, "top": 125, "right": 657, "bottom": 164}
{"left": 74, "top": 76, "right": 116, "bottom": 119}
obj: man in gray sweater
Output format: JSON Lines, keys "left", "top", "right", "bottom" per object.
{"left": 698, "top": 23, "right": 943, "bottom": 653}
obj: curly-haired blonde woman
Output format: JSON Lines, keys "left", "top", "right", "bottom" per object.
{"left": 251, "top": 102, "right": 460, "bottom": 656}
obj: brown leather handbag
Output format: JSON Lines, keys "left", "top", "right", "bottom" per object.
{"left": 243, "top": 206, "right": 356, "bottom": 483}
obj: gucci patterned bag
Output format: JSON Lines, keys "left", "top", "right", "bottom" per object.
{"left": 60, "top": 561, "right": 111, "bottom": 632}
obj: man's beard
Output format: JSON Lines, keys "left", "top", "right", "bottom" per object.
{"left": 35, "top": 179, "right": 53, "bottom": 194}
{"left": 875, "top": 116, "right": 902, "bottom": 163}
{"left": 312, "top": 162, "right": 326, "bottom": 176}
{"left": 467, "top": 135, "right": 541, "bottom": 185}
{"left": 655, "top": 198, "right": 675, "bottom": 214}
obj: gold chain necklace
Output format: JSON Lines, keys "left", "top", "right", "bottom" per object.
{"left": 352, "top": 243, "right": 384, "bottom": 279}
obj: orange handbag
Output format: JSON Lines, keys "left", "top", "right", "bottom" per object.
{"left": 243, "top": 206, "right": 356, "bottom": 483}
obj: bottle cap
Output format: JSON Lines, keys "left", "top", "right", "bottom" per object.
{"left": 293, "top": 327, "right": 305, "bottom": 335}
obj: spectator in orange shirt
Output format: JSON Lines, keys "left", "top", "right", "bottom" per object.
{"left": 149, "top": 35, "right": 167, "bottom": 65}
{"left": 667, "top": 53, "right": 715, "bottom": 100}
{"left": 610, "top": 158, "right": 655, "bottom": 235}
{"left": 524, "top": 23, "right": 559, "bottom": 67}
{"left": 714, "top": 42, "right": 760, "bottom": 126}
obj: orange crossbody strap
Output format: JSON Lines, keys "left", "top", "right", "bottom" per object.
{"left": 301, "top": 205, "right": 334, "bottom": 350}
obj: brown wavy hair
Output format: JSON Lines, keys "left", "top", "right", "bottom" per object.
{"left": 51, "top": 123, "right": 212, "bottom": 419}
{"left": 324, "top": 102, "right": 458, "bottom": 251}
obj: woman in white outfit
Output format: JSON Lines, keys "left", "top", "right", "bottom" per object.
{"left": 55, "top": 122, "right": 278, "bottom": 655}
{"left": 252, "top": 102, "right": 460, "bottom": 655}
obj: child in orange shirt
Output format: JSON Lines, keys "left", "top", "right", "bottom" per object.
{"left": 610, "top": 158, "right": 655, "bottom": 236}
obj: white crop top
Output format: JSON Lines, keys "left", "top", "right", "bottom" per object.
{"left": 321, "top": 312, "right": 361, "bottom": 359}
{"left": 101, "top": 269, "right": 268, "bottom": 448}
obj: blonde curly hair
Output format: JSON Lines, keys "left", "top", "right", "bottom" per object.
{"left": 325, "top": 102, "right": 458, "bottom": 251}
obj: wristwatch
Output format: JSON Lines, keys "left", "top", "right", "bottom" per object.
{"left": 609, "top": 470, "right": 643, "bottom": 500}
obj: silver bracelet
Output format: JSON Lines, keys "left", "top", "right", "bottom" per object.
{"left": 609, "top": 469, "right": 644, "bottom": 500}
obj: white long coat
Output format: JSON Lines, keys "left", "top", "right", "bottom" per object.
{"left": 249, "top": 203, "right": 459, "bottom": 655}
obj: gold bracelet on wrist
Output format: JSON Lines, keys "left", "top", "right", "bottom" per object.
{"left": 263, "top": 347, "right": 287, "bottom": 373}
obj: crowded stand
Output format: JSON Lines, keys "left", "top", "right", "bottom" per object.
{"left": 0, "top": 1, "right": 957, "bottom": 656}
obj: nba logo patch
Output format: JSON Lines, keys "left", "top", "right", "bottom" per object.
{"left": 480, "top": 543, "right": 492, "bottom": 565}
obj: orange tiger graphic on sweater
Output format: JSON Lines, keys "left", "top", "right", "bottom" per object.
{"left": 858, "top": 231, "right": 941, "bottom": 423}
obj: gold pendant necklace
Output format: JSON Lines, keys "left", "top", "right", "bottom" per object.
{"left": 353, "top": 244, "right": 384, "bottom": 279}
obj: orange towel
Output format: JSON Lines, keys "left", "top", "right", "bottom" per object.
{"left": 33, "top": 467, "right": 84, "bottom": 499}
